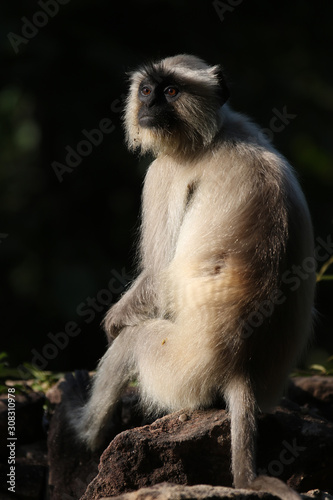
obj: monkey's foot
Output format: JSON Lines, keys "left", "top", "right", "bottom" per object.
{"left": 250, "top": 475, "right": 301, "bottom": 500}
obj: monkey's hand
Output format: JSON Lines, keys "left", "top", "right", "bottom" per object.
{"left": 103, "top": 272, "right": 157, "bottom": 341}
{"left": 103, "top": 300, "right": 129, "bottom": 339}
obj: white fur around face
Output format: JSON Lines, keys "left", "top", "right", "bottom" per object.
{"left": 124, "top": 54, "right": 224, "bottom": 157}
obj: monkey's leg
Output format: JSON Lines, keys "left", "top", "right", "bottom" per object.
{"left": 61, "top": 331, "right": 136, "bottom": 451}
{"left": 225, "top": 377, "right": 257, "bottom": 489}
{"left": 62, "top": 317, "right": 179, "bottom": 452}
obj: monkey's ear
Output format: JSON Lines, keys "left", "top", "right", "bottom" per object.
{"left": 210, "top": 65, "right": 230, "bottom": 106}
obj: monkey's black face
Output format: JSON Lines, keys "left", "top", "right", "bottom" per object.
{"left": 129, "top": 59, "right": 230, "bottom": 153}
{"left": 137, "top": 79, "right": 181, "bottom": 130}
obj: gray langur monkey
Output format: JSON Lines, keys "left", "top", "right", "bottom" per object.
{"left": 62, "top": 54, "right": 315, "bottom": 498}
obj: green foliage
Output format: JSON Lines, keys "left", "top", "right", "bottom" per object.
{"left": 308, "top": 356, "right": 333, "bottom": 376}
{"left": 316, "top": 256, "right": 333, "bottom": 282}
{"left": 0, "top": 352, "right": 64, "bottom": 394}
{"left": 292, "top": 355, "right": 333, "bottom": 377}
{"left": 17, "top": 363, "right": 65, "bottom": 393}
{"left": 0, "top": 352, "right": 22, "bottom": 380}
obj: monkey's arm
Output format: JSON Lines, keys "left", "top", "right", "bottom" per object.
{"left": 104, "top": 272, "right": 157, "bottom": 340}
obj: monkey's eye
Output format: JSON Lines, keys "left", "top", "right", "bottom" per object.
{"left": 141, "top": 86, "right": 152, "bottom": 96}
{"left": 165, "top": 87, "right": 179, "bottom": 98}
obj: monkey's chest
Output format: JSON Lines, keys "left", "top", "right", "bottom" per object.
{"left": 162, "top": 180, "right": 198, "bottom": 260}
{"left": 143, "top": 161, "right": 201, "bottom": 270}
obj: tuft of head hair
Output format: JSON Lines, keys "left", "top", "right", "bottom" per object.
{"left": 123, "top": 54, "right": 229, "bottom": 158}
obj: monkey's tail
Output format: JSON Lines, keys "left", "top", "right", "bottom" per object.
{"left": 224, "top": 375, "right": 257, "bottom": 489}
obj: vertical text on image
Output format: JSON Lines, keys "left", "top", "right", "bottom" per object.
{"left": 7, "top": 387, "right": 16, "bottom": 493}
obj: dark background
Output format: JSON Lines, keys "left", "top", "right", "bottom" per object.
{"left": 0, "top": 0, "right": 332, "bottom": 373}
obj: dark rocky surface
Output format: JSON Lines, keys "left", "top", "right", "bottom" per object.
{"left": 1, "top": 376, "right": 333, "bottom": 499}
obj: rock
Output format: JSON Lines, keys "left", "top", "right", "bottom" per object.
{"left": 0, "top": 390, "right": 48, "bottom": 499}
{"left": 8, "top": 459, "right": 47, "bottom": 499}
{"left": 303, "top": 491, "right": 333, "bottom": 500}
{"left": 46, "top": 380, "right": 63, "bottom": 405}
{"left": 45, "top": 376, "right": 333, "bottom": 499}
{"left": 81, "top": 409, "right": 232, "bottom": 500}
{"left": 256, "top": 405, "right": 333, "bottom": 493}
{"left": 100, "top": 482, "right": 282, "bottom": 499}
{"left": 288, "top": 377, "right": 333, "bottom": 420}
{"left": 80, "top": 405, "right": 333, "bottom": 500}
{"left": 47, "top": 402, "right": 100, "bottom": 500}
{"left": 47, "top": 383, "right": 146, "bottom": 500}
{"left": 99, "top": 483, "right": 333, "bottom": 499}
{"left": 0, "top": 391, "right": 45, "bottom": 457}
{"left": 47, "top": 381, "right": 152, "bottom": 500}
{"left": 0, "top": 375, "right": 331, "bottom": 499}
{"left": 295, "top": 376, "right": 333, "bottom": 404}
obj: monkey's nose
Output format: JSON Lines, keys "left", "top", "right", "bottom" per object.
{"left": 147, "top": 97, "right": 157, "bottom": 108}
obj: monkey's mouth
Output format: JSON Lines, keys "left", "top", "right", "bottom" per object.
{"left": 139, "top": 115, "right": 158, "bottom": 129}
{"left": 138, "top": 107, "right": 173, "bottom": 131}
